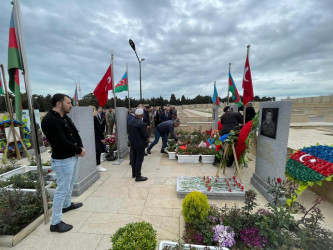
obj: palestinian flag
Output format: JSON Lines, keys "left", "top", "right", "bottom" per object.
{"left": 286, "top": 146, "right": 333, "bottom": 182}
{"left": 8, "top": 8, "right": 23, "bottom": 121}
{"left": 115, "top": 72, "right": 128, "bottom": 93}
{"left": 228, "top": 72, "right": 242, "bottom": 106}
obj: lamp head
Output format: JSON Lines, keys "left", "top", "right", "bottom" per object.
{"left": 129, "top": 39, "right": 136, "bottom": 51}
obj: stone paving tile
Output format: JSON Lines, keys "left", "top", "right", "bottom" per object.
{"left": 92, "top": 185, "right": 149, "bottom": 200}
{"left": 6, "top": 232, "right": 103, "bottom": 250}
{"left": 95, "top": 234, "right": 113, "bottom": 250}
{"left": 142, "top": 207, "right": 181, "bottom": 218}
{"left": 145, "top": 193, "right": 183, "bottom": 209}
{"left": 78, "top": 213, "right": 142, "bottom": 235}
{"left": 140, "top": 214, "right": 180, "bottom": 241}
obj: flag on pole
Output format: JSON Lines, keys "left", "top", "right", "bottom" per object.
{"left": 228, "top": 72, "right": 242, "bottom": 106}
{"left": 73, "top": 84, "right": 79, "bottom": 106}
{"left": 8, "top": 8, "right": 23, "bottom": 121}
{"left": 211, "top": 81, "right": 220, "bottom": 106}
{"left": 115, "top": 71, "right": 128, "bottom": 93}
{"left": 242, "top": 53, "right": 254, "bottom": 106}
{"left": 93, "top": 65, "right": 112, "bottom": 107}
{"left": 0, "top": 73, "right": 4, "bottom": 95}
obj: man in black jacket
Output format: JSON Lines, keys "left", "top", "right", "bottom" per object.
{"left": 147, "top": 119, "right": 180, "bottom": 154}
{"left": 128, "top": 108, "right": 150, "bottom": 181}
{"left": 41, "top": 93, "right": 86, "bottom": 233}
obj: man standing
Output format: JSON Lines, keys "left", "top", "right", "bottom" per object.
{"left": 97, "top": 106, "right": 106, "bottom": 134}
{"left": 159, "top": 106, "right": 172, "bottom": 123}
{"left": 106, "top": 107, "right": 116, "bottom": 135}
{"left": 147, "top": 119, "right": 180, "bottom": 154}
{"left": 245, "top": 102, "right": 256, "bottom": 124}
{"left": 128, "top": 108, "right": 149, "bottom": 181}
{"left": 41, "top": 93, "right": 86, "bottom": 233}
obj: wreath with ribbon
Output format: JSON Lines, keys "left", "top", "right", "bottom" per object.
{"left": 0, "top": 116, "right": 31, "bottom": 151}
{"left": 285, "top": 144, "right": 333, "bottom": 205}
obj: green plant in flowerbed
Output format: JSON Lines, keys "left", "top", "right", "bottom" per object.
{"left": 28, "top": 156, "right": 51, "bottom": 166}
{"left": 198, "top": 147, "right": 216, "bottom": 155}
{"left": 166, "top": 140, "right": 178, "bottom": 152}
{"left": 0, "top": 170, "right": 50, "bottom": 189}
{"left": 0, "top": 159, "right": 20, "bottom": 175}
{"left": 181, "top": 179, "right": 333, "bottom": 249}
{"left": 177, "top": 145, "right": 200, "bottom": 155}
{"left": 110, "top": 221, "right": 157, "bottom": 250}
{"left": 0, "top": 188, "right": 50, "bottom": 235}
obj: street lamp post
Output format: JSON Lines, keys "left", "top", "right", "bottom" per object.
{"left": 129, "top": 39, "right": 145, "bottom": 102}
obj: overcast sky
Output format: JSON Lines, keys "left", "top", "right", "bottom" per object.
{"left": 0, "top": 0, "right": 332, "bottom": 102}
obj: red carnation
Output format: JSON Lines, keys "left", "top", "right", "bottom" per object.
{"left": 229, "top": 188, "right": 232, "bottom": 192}
{"left": 216, "top": 145, "right": 221, "bottom": 151}
{"left": 47, "top": 169, "right": 51, "bottom": 173}
{"left": 208, "top": 186, "right": 212, "bottom": 191}
{"left": 277, "top": 178, "right": 282, "bottom": 183}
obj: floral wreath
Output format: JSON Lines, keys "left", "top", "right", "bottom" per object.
{"left": 285, "top": 144, "right": 333, "bottom": 205}
{"left": 0, "top": 116, "right": 31, "bottom": 151}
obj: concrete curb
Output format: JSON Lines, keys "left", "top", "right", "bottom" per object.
{"left": 0, "top": 209, "right": 51, "bottom": 247}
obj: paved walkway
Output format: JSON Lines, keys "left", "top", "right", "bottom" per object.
{"left": 5, "top": 136, "right": 333, "bottom": 249}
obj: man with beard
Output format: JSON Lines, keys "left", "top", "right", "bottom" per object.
{"left": 42, "top": 94, "right": 86, "bottom": 233}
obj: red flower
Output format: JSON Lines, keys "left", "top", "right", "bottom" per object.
{"left": 229, "top": 188, "right": 232, "bottom": 192}
{"left": 203, "top": 176, "right": 206, "bottom": 180}
{"left": 215, "top": 179, "right": 218, "bottom": 182}
{"left": 47, "top": 169, "right": 51, "bottom": 173}
{"left": 216, "top": 145, "right": 221, "bottom": 151}
{"left": 208, "top": 186, "right": 212, "bottom": 191}
{"left": 235, "top": 121, "right": 253, "bottom": 159}
{"left": 277, "top": 178, "right": 282, "bottom": 183}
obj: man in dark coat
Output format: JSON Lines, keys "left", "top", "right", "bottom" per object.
{"left": 147, "top": 119, "right": 180, "bottom": 154}
{"left": 159, "top": 106, "right": 172, "bottom": 123}
{"left": 245, "top": 102, "right": 256, "bottom": 124}
{"left": 128, "top": 108, "right": 150, "bottom": 181}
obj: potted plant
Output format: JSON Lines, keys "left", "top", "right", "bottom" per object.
{"left": 177, "top": 146, "right": 200, "bottom": 164}
{"left": 166, "top": 140, "right": 177, "bottom": 160}
{"left": 199, "top": 147, "right": 216, "bottom": 164}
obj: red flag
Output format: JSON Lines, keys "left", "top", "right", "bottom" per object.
{"left": 93, "top": 65, "right": 112, "bottom": 107}
{"left": 242, "top": 53, "right": 254, "bottom": 106}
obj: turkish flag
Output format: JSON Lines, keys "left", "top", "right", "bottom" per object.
{"left": 93, "top": 65, "right": 112, "bottom": 107}
{"left": 242, "top": 54, "right": 254, "bottom": 106}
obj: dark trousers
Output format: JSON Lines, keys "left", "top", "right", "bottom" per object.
{"left": 130, "top": 147, "right": 145, "bottom": 178}
{"left": 96, "top": 153, "right": 101, "bottom": 165}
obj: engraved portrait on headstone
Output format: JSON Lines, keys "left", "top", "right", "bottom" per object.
{"left": 260, "top": 108, "right": 278, "bottom": 139}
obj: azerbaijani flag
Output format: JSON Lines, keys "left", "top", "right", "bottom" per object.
{"left": 73, "top": 84, "right": 79, "bottom": 106}
{"left": 0, "top": 73, "right": 4, "bottom": 95}
{"left": 211, "top": 81, "right": 220, "bottom": 106}
{"left": 228, "top": 72, "right": 242, "bottom": 106}
{"left": 8, "top": 8, "right": 23, "bottom": 121}
{"left": 115, "top": 72, "right": 128, "bottom": 93}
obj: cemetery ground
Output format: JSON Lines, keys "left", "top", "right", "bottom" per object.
{"left": 1, "top": 124, "right": 333, "bottom": 250}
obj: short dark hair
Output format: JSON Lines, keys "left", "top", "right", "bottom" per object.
{"left": 51, "top": 93, "right": 71, "bottom": 107}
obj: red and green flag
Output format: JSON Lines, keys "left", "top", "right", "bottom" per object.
{"left": 8, "top": 8, "right": 23, "bottom": 121}
{"left": 73, "top": 84, "right": 79, "bottom": 106}
{"left": 0, "top": 73, "right": 4, "bottom": 95}
{"left": 228, "top": 72, "right": 242, "bottom": 106}
{"left": 115, "top": 71, "right": 128, "bottom": 93}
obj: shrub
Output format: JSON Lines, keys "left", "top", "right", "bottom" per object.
{"left": 110, "top": 221, "right": 157, "bottom": 250}
{"left": 182, "top": 191, "right": 210, "bottom": 224}
{"left": 0, "top": 189, "right": 44, "bottom": 235}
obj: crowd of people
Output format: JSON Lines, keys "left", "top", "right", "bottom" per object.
{"left": 41, "top": 92, "right": 257, "bottom": 234}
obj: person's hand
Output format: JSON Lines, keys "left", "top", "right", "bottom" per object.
{"left": 147, "top": 125, "right": 150, "bottom": 129}
{"left": 77, "top": 148, "right": 86, "bottom": 157}
{"left": 101, "top": 140, "right": 106, "bottom": 144}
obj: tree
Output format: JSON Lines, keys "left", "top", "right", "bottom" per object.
{"left": 170, "top": 94, "right": 177, "bottom": 105}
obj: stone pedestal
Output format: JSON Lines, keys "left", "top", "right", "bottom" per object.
{"left": 115, "top": 107, "right": 129, "bottom": 158}
{"left": 212, "top": 105, "right": 219, "bottom": 130}
{"left": 251, "top": 101, "right": 292, "bottom": 203}
{"left": 68, "top": 107, "right": 100, "bottom": 196}
{"left": 229, "top": 104, "right": 239, "bottom": 112}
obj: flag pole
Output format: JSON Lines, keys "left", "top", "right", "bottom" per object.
{"left": 243, "top": 44, "right": 250, "bottom": 125}
{"left": 126, "top": 63, "right": 130, "bottom": 110}
{"left": 111, "top": 52, "right": 123, "bottom": 165}
{"left": 13, "top": 0, "right": 49, "bottom": 222}
{"left": 227, "top": 63, "right": 231, "bottom": 105}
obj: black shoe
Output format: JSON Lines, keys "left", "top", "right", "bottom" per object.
{"left": 147, "top": 149, "right": 151, "bottom": 154}
{"left": 62, "top": 202, "right": 83, "bottom": 213}
{"left": 144, "top": 152, "right": 148, "bottom": 156}
{"left": 135, "top": 176, "right": 148, "bottom": 182}
{"left": 50, "top": 221, "right": 73, "bottom": 233}
{"left": 160, "top": 150, "right": 167, "bottom": 154}
{"left": 212, "top": 161, "right": 218, "bottom": 166}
